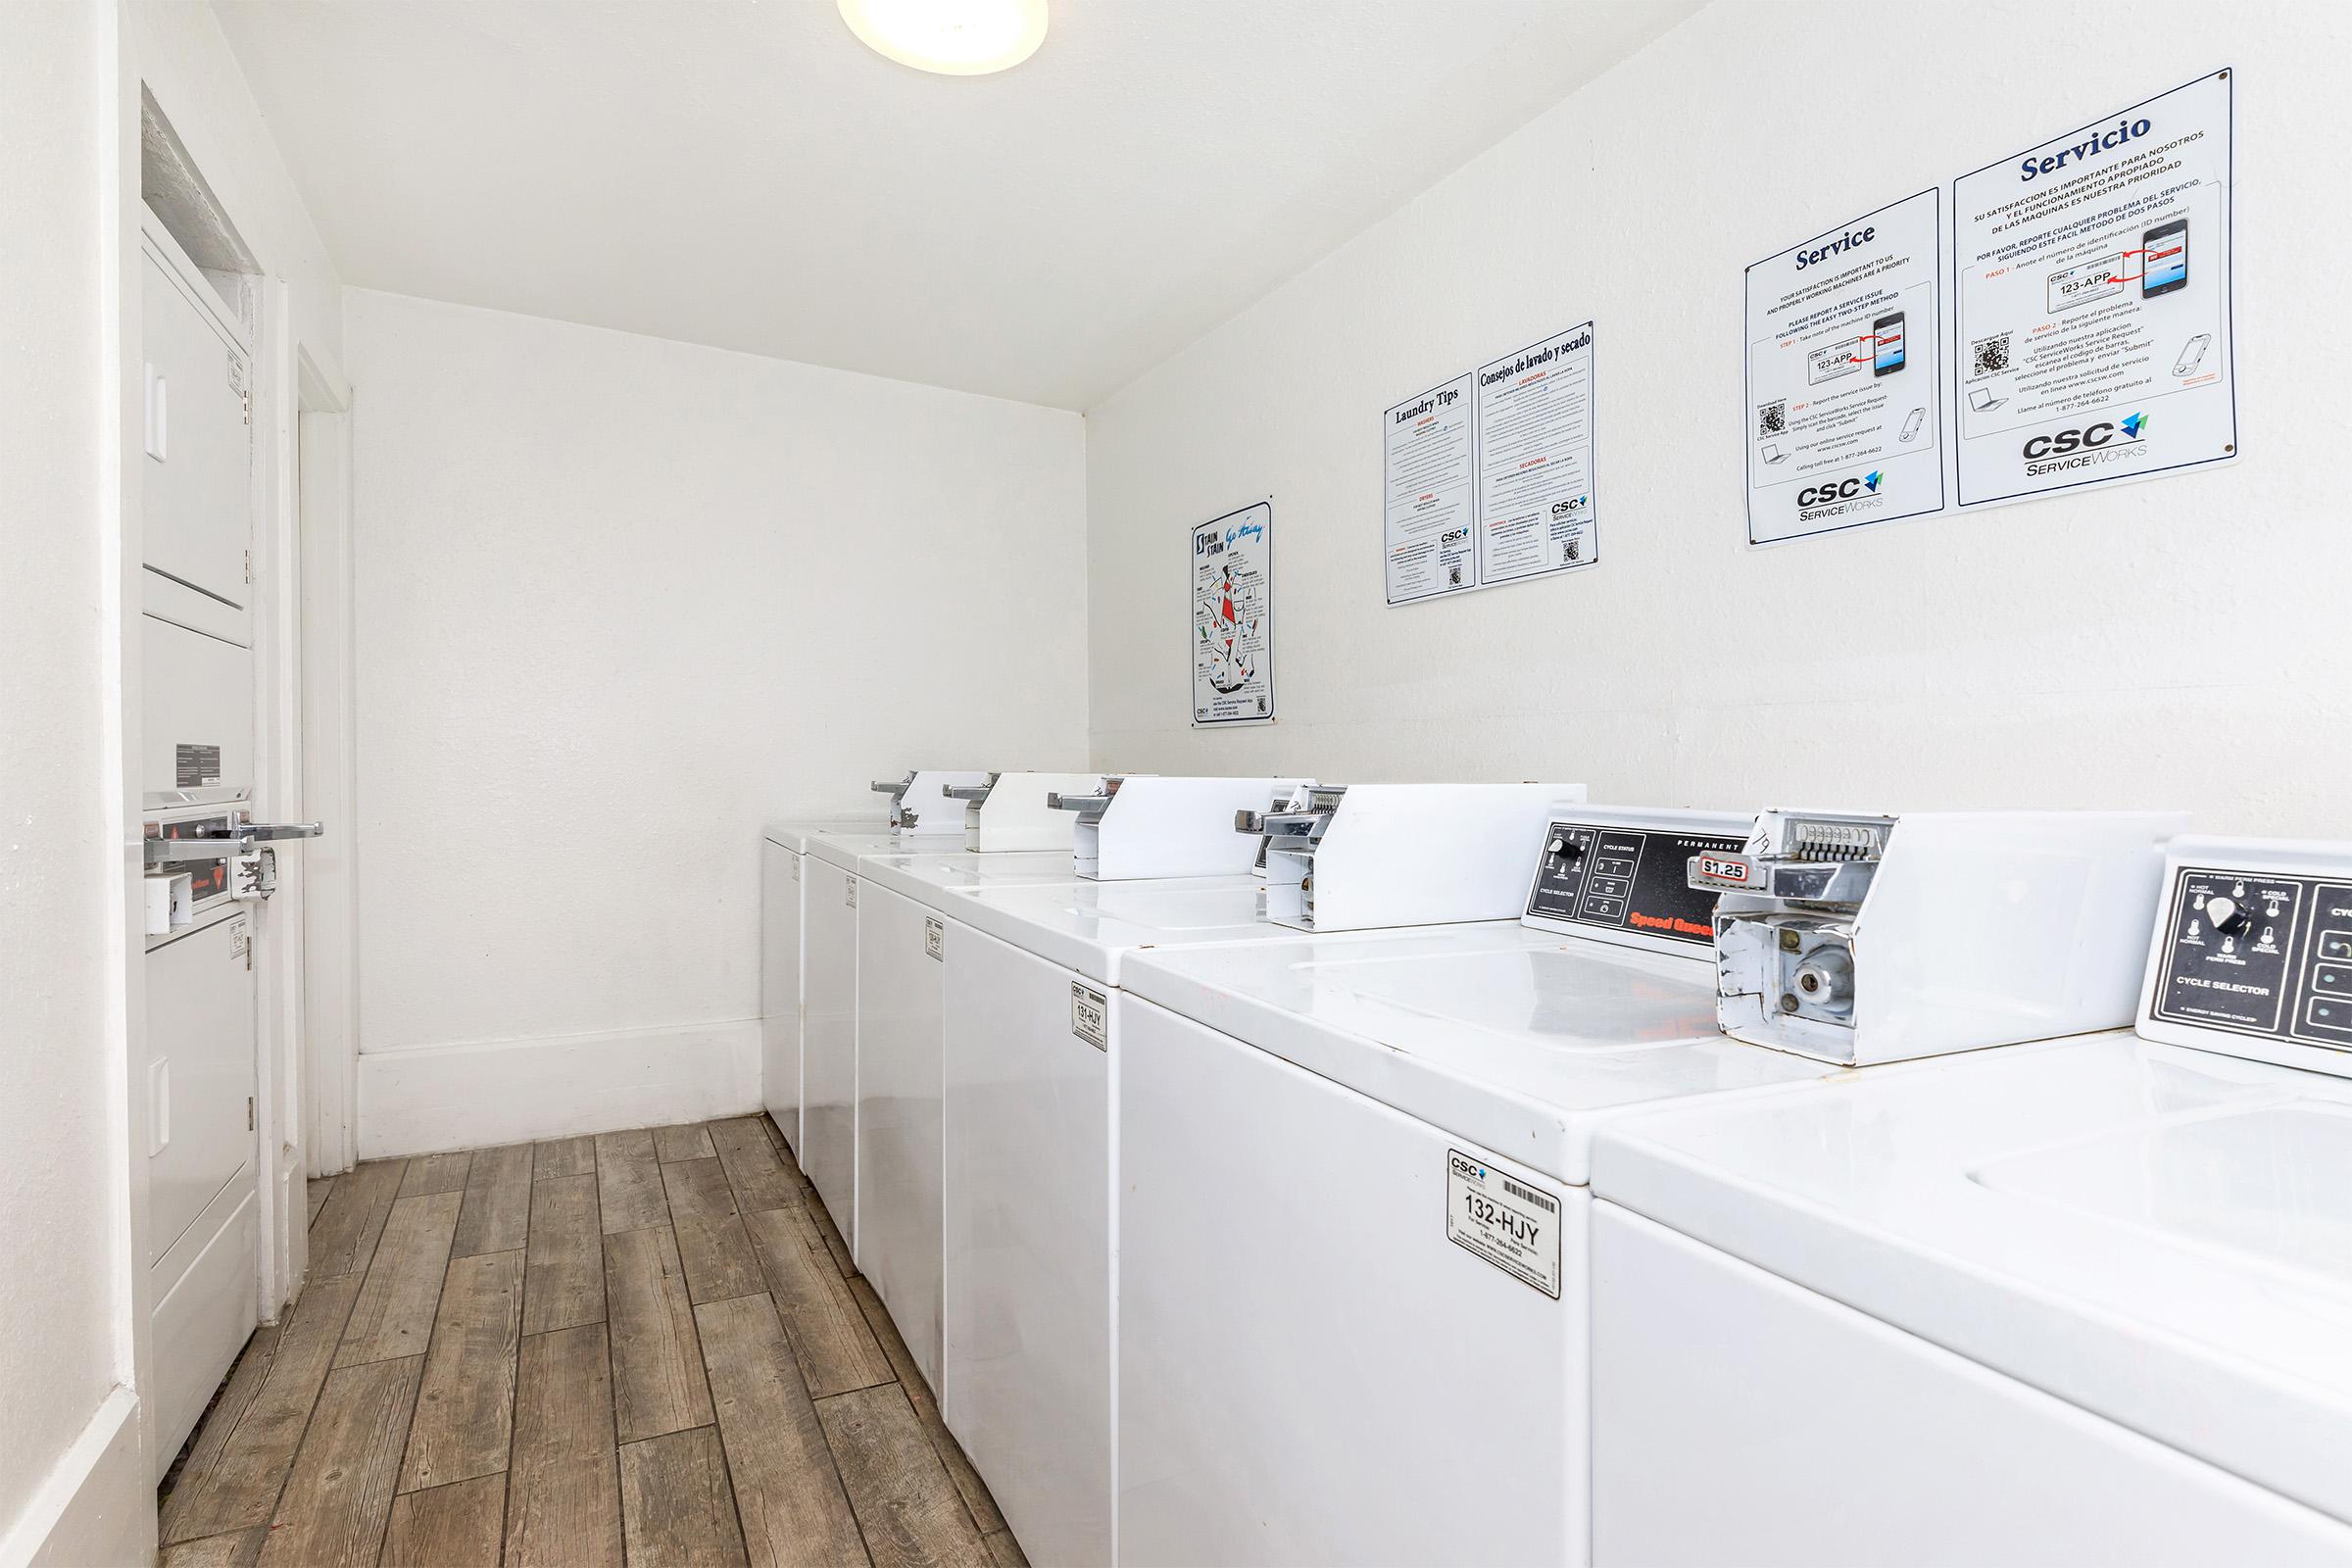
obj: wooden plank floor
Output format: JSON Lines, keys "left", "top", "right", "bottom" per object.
{"left": 160, "top": 1115, "right": 1025, "bottom": 1568}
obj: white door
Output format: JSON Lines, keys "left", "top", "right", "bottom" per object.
{"left": 140, "top": 229, "right": 263, "bottom": 1475}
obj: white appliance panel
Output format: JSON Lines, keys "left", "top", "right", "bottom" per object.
{"left": 1120, "top": 995, "right": 1582, "bottom": 1567}
{"left": 142, "top": 612, "right": 252, "bottom": 807}
{"left": 141, "top": 244, "right": 251, "bottom": 620}
{"left": 942, "top": 923, "right": 1111, "bottom": 1568}
{"left": 856, "top": 881, "right": 949, "bottom": 1391}
{"left": 146, "top": 908, "right": 256, "bottom": 1265}
{"left": 1591, "top": 1200, "right": 2352, "bottom": 1566}
{"left": 802, "top": 855, "right": 859, "bottom": 1245}
{"left": 760, "top": 837, "right": 803, "bottom": 1152}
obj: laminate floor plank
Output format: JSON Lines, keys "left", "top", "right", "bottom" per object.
{"left": 849, "top": 1276, "right": 1006, "bottom": 1538}
{"left": 807, "top": 1194, "right": 858, "bottom": 1278}
{"left": 675, "top": 1211, "right": 767, "bottom": 1306}
{"left": 533, "top": 1135, "right": 596, "bottom": 1179}
{"left": 710, "top": 1117, "right": 802, "bottom": 1213}
{"left": 981, "top": 1530, "right": 1028, "bottom": 1568}
{"left": 306, "top": 1178, "right": 333, "bottom": 1228}
{"left": 161, "top": 1273, "right": 366, "bottom": 1543}
{"left": 398, "top": 1150, "right": 473, "bottom": 1197}
{"left": 159, "top": 1527, "right": 265, "bottom": 1568}
{"left": 663, "top": 1156, "right": 739, "bottom": 1223}
{"left": 399, "top": 1249, "right": 523, "bottom": 1492}
{"left": 695, "top": 1293, "right": 869, "bottom": 1568}
{"left": 818, "top": 1384, "right": 992, "bottom": 1568}
{"left": 745, "top": 1206, "right": 892, "bottom": 1398}
{"left": 596, "top": 1127, "right": 670, "bottom": 1234}
{"left": 334, "top": 1190, "right": 462, "bottom": 1367}
{"left": 606, "top": 1225, "right": 715, "bottom": 1442}
{"left": 258, "top": 1353, "right": 421, "bottom": 1568}
{"left": 452, "top": 1142, "right": 533, "bottom": 1258}
{"left": 653, "top": 1121, "right": 717, "bottom": 1163}
{"left": 157, "top": 1321, "right": 277, "bottom": 1536}
{"left": 619, "top": 1426, "right": 750, "bottom": 1568}
{"left": 308, "top": 1159, "right": 408, "bottom": 1279}
{"left": 507, "top": 1324, "right": 623, "bottom": 1568}
{"left": 522, "top": 1172, "right": 606, "bottom": 1335}
{"left": 381, "top": 1473, "right": 505, "bottom": 1568}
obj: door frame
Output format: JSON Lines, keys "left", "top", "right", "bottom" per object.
{"left": 295, "top": 355, "right": 357, "bottom": 1181}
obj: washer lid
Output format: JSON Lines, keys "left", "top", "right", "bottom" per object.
{"left": 949, "top": 875, "right": 1292, "bottom": 983}
{"left": 803, "top": 829, "right": 959, "bottom": 873}
{"left": 763, "top": 817, "right": 877, "bottom": 853}
{"left": 1591, "top": 1033, "right": 2352, "bottom": 1528}
{"left": 1123, "top": 925, "right": 1838, "bottom": 1185}
{"left": 858, "top": 850, "right": 1084, "bottom": 912}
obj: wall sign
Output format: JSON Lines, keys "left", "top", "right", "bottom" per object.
{"left": 1954, "top": 70, "right": 2235, "bottom": 507}
{"left": 1192, "top": 501, "right": 1275, "bottom": 726}
{"left": 1384, "top": 324, "right": 1597, "bottom": 604}
{"left": 1744, "top": 190, "right": 1944, "bottom": 544}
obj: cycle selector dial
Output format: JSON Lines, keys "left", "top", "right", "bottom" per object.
{"left": 2204, "top": 895, "right": 2249, "bottom": 936}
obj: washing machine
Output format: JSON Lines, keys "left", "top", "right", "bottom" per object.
{"left": 1054, "top": 775, "right": 1312, "bottom": 879}
{"left": 939, "top": 781, "right": 1584, "bottom": 1568}
{"left": 761, "top": 817, "right": 872, "bottom": 1153}
{"left": 1588, "top": 834, "right": 2352, "bottom": 1566}
{"left": 1110, "top": 806, "right": 1859, "bottom": 1567}
{"left": 852, "top": 848, "right": 1123, "bottom": 1396}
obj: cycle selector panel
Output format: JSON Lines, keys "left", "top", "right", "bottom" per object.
{"left": 1525, "top": 822, "right": 1742, "bottom": 946}
{"left": 2153, "top": 866, "right": 2352, "bottom": 1050}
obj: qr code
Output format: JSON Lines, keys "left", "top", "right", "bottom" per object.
{"left": 1971, "top": 333, "right": 2010, "bottom": 378}
{"left": 1756, "top": 400, "right": 1788, "bottom": 437}
{"left": 1446, "top": 563, "right": 1464, "bottom": 587}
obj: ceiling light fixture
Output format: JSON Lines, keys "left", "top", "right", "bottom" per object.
{"left": 838, "top": 0, "right": 1049, "bottom": 76}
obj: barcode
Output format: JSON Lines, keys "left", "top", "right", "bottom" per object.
{"left": 1501, "top": 1176, "right": 1556, "bottom": 1211}
{"left": 1971, "top": 334, "right": 2010, "bottom": 377}
{"left": 1756, "top": 400, "right": 1788, "bottom": 437}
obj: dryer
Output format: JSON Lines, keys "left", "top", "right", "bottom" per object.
{"left": 1588, "top": 834, "right": 2352, "bottom": 1565}
{"left": 1110, "top": 806, "right": 1837, "bottom": 1567}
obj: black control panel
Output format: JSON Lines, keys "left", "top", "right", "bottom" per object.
{"left": 1524, "top": 822, "right": 1743, "bottom": 946}
{"left": 2152, "top": 866, "right": 2352, "bottom": 1052}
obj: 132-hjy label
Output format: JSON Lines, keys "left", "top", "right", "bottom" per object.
{"left": 1446, "top": 1149, "right": 1561, "bottom": 1298}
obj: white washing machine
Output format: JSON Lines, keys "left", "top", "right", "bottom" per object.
{"left": 1588, "top": 835, "right": 2352, "bottom": 1566}
{"left": 936, "top": 785, "right": 1581, "bottom": 1568}
{"left": 852, "top": 849, "right": 1113, "bottom": 1396}
{"left": 761, "top": 817, "right": 871, "bottom": 1154}
{"left": 1110, "top": 808, "right": 1846, "bottom": 1567}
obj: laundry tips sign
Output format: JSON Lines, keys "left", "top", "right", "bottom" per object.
{"left": 1192, "top": 501, "right": 1275, "bottom": 726}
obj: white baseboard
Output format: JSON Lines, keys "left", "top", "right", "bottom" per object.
{"left": 357, "top": 1018, "right": 760, "bottom": 1158}
{"left": 6, "top": 1385, "right": 151, "bottom": 1568}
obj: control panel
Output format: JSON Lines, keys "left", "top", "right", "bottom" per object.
{"left": 1523, "top": 816, "right": 1745, "bottom": 951}
{"left": 2145, "top": 845, "right": 2352, "bottom": 1072}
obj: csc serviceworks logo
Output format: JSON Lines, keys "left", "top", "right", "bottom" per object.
{"left": 2023, "top": 413, "right": 2147, "bottom": 475}
{"left": 1796, "top": 470, "right": 1883, "bottom": 512}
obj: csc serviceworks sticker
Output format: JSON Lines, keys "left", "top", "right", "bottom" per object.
{"left": 1446, "top": 1150, "right": 1561, "bottom": 1298}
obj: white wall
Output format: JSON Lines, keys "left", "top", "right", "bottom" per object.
{"left": 345, "top": 289, "right": 1090, "bottom": 1152}
{"left": 0, "top": 8, "right": 139, "bottom": 1559}
{"left": 1086, "top": 0, "right": 2352, "bottom": 836}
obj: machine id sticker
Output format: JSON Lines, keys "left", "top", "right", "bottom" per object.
{"left": 1953, "top": 70, "right": 2235, "bottom": 508}
{"left": 845, "top": 880, "right": 857, "bottom": 908}
{"left": 1070, "top": 983, "right": 1109, "bottom": 1051}
{"left": 175, "top": 743, "right": 222, "bottom": 790}
{"left": 790, "top": 856, "right": 800, "bottom": 881}
{"left": 1192, "top": 501, "right": 1275, "bottom": 726}
{"left": 924, "top": 917, "right": 944, "bottom": 960}
{"left": 1744, "top": 190, "right": 1944, "bottom": 545}
{"left": 1446, "top": 1150, "right": 1561, "bottom": 1298}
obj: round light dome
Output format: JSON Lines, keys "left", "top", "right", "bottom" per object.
{"left": 838, "top": 0, "right": 1050, "bottom": 76}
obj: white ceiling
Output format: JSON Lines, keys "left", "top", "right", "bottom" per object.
{"left": 214, "top": 0, "right": 1690, "bottom": 410}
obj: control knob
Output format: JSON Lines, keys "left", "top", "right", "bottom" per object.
{"left": 2204, "top": 894, "right": 2250, "bottom": 936}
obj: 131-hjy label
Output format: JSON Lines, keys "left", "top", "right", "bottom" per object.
{"left": 1070, "top": 983, "right": 1108, "bottom": 1050}
{"left": 924, "top": 917, "right": 944, "bottom": 960}
{"left": 1446, "top": 1149, "right": 1561, "bottom": 1298}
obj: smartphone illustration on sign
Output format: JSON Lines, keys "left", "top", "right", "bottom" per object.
{"left": 2141, "top": 218, "right": 2188, "bottom": 298}
{"left": 1899, "top": 407, "right": 1926, "bottom": 442}
{"left": 2174, "top": 334, "right": 2212, "bottom": 377}
{"left": 1873, "top": 311, "right": 1906, "bottom": 376}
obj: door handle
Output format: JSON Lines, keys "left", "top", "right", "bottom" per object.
{"left": 143, "top": 821, "right": 323, "bottom": 866}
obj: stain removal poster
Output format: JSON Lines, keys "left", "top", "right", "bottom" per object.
{"left": 1192, "top": 501, "right": 1274, "bottom": 725}
{"left": 1745, "top": 190, "right": 1944, "bottom": 544}
{"left": 1953, "top": 70, "right": 2235, "bottom": 507}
